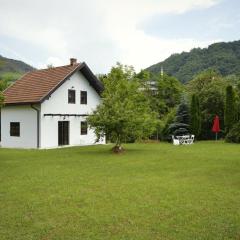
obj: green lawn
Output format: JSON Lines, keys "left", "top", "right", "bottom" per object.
{"left": 0, "top": 142, "right": 240, "bottom": 240}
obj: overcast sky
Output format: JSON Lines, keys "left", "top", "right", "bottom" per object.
{"left": 0, "top": 0, "right": 239, "bottom": 73}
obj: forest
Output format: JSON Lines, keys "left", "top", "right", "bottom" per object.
{"left": 91, "top": 64, "right": 240, "bottom": 149}
{"left": 146, "top": 40, "right": 240, "bottom": 83}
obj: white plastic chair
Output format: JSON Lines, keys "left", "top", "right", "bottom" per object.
{"left": 190, "top": 135, "right": 195, "bottom": 144}
{"left": 172, "top": 136, "right": 180, "bottom": 145}
{"left": 186, "top": 135, "right": 195, "bottom": 144}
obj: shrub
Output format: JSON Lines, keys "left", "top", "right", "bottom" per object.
{"left": 225, "top": 122, "right": 240, "bottom": 143}
{"left": 224, "top": 85, "right": 237, "bottom": 134}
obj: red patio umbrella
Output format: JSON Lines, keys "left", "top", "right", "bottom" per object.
{"left": 212, "top": 115, "right": 220, "bottom": 140}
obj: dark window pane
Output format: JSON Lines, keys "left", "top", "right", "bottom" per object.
{"left": 10, "top": 122, "right": 20, "bottom": 137}
{"left": 81, "top": 121, "right": 88, "bottom": 135}
{"left": 68, "top": 89, "right": 76, "bottom": 104}
{"left": 80, "top": 91, "right": 87, "bottom": 104}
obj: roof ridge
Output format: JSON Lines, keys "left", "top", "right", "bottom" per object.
{"left": 38, "top": 63, "right": 83, "bottom": 102}
{"left": 32, "top": 63, "right": 81, "bottom": 72}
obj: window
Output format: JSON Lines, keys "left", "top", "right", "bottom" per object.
{"left": 68, "top": 89, "right": 76, "bottom": 104}
{"left": 80, "top": 91, "right": 87, "bottom": 104}
{"left": 10, "top": 122, "right": 20, "bottom": 137}
{"left": 81, "top": 121, "right": 88, "bottom": 135}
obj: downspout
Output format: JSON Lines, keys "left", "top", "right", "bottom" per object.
{"left": 31, "top": 104, "right": 40, "bottom": 148}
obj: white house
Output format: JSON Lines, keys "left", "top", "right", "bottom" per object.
{"left": 0, "top": 58, "right": 105, "bottom": 149}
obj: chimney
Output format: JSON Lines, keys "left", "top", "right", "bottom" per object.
{"left": 70, "top": 58, "right": 77, "bottom": 66}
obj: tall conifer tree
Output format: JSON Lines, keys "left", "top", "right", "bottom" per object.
{"left": 224, "top": 85, "right": 236, "bottom": 134}
{"left": 190, "top": 94, "right": 201, "bottom": 138}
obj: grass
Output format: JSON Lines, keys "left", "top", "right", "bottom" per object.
{"left": 0, "top": 141, "right": 240, "bottom": 240}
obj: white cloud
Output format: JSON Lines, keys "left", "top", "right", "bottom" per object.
{"left": 0, "top": 0, "right": 221, "bottom": 72}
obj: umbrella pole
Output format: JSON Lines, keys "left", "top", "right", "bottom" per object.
{"left": 216, "top": 132, "right": 218, "bottom": 141}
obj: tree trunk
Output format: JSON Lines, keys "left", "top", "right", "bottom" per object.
{"left": 112, "top": 136, "right": 124, "bottom": 153}
{"left": 112, "top": 145, "right": 124, "bottom": 153}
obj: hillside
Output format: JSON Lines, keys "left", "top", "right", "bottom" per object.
{"left": 0, "top": 55, "right": 34, "bottom": 76}
{"left": 146, "top": 40, "right": 240, "bottom": 83}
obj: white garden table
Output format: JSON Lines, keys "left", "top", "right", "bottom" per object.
{"left": 175, "top": 135, "right": 194, "bottom": 145}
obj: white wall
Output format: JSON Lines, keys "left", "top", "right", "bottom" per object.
{"left": 1, "top": 105, "right": 38, "bottom": 148}
{"left": 40, "top": 71, "right": 105, "bottom": 148}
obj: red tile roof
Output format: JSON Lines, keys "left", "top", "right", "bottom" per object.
{"left": 3, "top": 63, "right": 103, "bottom": 105}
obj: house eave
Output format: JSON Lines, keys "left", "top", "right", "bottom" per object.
{"left": 3, "top": 102, "right": 40, "bottom": 106}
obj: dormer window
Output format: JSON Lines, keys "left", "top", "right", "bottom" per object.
{"left": 68, "top": 89, "right": 76, "bottom": 104}
{"left": 80, "top": 91, "right": 87, "bottom": 104}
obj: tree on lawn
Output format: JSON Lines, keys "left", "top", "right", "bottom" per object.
{"left": 190, "top": 94, "right": 201, "bottom": 138}
{"left": 224, "top": 85, "right": 236, "bottom": 134}
{"left": 87, "top": 63, "right": 157, "bottom": 152}
{"left": 136, "top": 71, "right": 183, "bottom": 140}
{"left": 136, "top": 71, "right": 182, "bottom": 118}
{"left": 136, "top": 70, "right": 159, "bottom": 115}
{"left": 167, "top": 97, "right": 190, "bottom": 137}
{"left": 187, "top": 69, "right": 226, "bottom": 139}
{"left": 157, "top": 73, "right": 183, "bottom": 116}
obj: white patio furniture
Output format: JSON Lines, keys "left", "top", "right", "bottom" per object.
{"left": 173, "top": 135, "right": 195, "bottom": 145}
{"left": 172, "top": 136, "right": 180, "bottom": 145}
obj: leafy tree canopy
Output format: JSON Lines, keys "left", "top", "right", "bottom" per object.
{"left": 137, "top": 71, "right": 183, "bottom": 118}
{"left": 87, "top": 63, "right": 157, "bottom": 152}
{"left": 0, "top": 72, "right": 22, "bottom": 91}
{"left": 187, "top": 69, "right": 227, "bottom": 139}
{"left": 225, "top": 122, "right": 240, "bottom": 143}
{"left": 156, "top": 73, "right": 183, "bottom": 116}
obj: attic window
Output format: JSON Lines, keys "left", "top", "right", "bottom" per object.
{"left": 68, "top": 89, "right": 76, "bottom": 104}
{"left": 80, "top": 91, "right": 87, "bottom": 104}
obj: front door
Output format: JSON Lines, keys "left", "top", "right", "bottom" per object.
{"left": 58, "top": 121, "right": 69, "bottom": 146}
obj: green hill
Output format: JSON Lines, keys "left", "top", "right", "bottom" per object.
{"left": 0, "top": 55, "right": 34, "bottom": 76}
{"left": 146, "top": 40, "right": 240, "bottom": 83}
